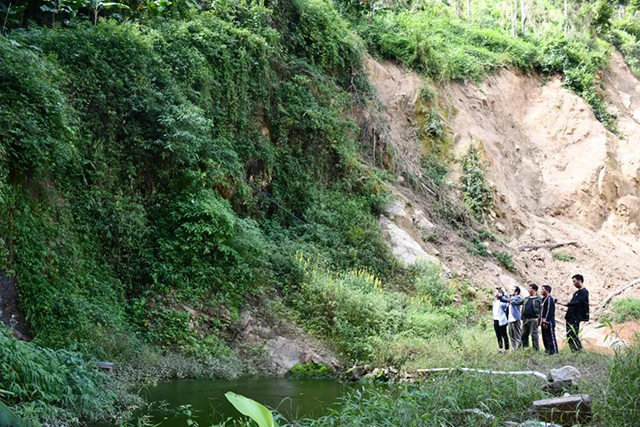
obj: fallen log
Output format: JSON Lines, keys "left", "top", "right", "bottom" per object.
{"left": 601, "top": 278, "right": 640, "bottom": 309}
{"left": 517, "top": 241, "right": 578, "bottom": 251}
{"left": 415, "top": 367, "right": 547, "bottom": 380}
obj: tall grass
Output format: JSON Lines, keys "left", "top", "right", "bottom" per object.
{"left": 599, "top": 342, "right": 640, "bottom": 426}
{"left": 0, "top": 327, "right": 139, "bottom": 426}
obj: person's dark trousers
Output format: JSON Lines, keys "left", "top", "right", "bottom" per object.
{"left": 521, "top": 318, "right": 540, "bottom": 351}
{"left": 566, "top": 320, "right": 582, "bottom": 352}
{"left": 541, "top": 322, "right": 558, "bottom": 355}
{"left": 493, "top": 320, "right": 509, "bottom": 350}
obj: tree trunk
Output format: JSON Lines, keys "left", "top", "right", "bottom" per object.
{"left": 456, "top": 0, "right": 462, "bottom": 17}
{"left": 467, "top": 0, "right": 471, "bottom": 16}
{"left": 521, "top": 0, "right": 526, "bottom": 32}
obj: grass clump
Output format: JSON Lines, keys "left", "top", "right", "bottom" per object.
{"left": 607, "top": 297, "right": 640, "bottom": 323}
{"left": 307, "top": 374, "right": 547, "bottom": 426}
{"left": 599, "top": 343, "right": 640, "bottom": 426}
{"left": 460, "top": 146, "right": 494, "bottom": 220}
{"left": 286, "top": 363, "right": 334, "bottom": 379}
{"left": 552, "top": 251, "right": 576, "bottom": 262}
{"left": 288, "top": 260, "right": 472, "bottom": 364}
{"left": 0, "top": 327, "right": 138, "bottom": 426}
{"left": 494, "top": 251, "right": 515, "bottom": 272}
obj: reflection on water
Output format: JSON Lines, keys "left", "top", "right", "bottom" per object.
{"left": 140, "top": 378, "right": 380, "bottom": 426}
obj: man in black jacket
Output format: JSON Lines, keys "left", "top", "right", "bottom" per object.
{"left": 561, "top": 274, "right": 590, "bottom": 352}
{"left": 540, "top": 285, "right": 558, "bottom": 355}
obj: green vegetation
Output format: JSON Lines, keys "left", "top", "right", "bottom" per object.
{"left": 553, "top": 251, "right": 576, "bottom": 262}
{"left": 600, "top": 343, "right": 640, "bottom": 426}
{"left": 494, "top": 251, "right": 515, "bottom": 272}
{"left": 607, "top": 297, "right": 640, "bottom": 323}
{"left": 2, "top": 0, "right": 640, "bottom": 424}
{"left": 460, "top": 146, "right": 494, "bottom": 220}
{"left": 0, "top": 327, "right": 137, "bottom": 426}
{"left": 287, "top": 261, "right": 472, "bottom": 363}
{"left": 286, "top": 363, "right": 334, "bottom": 379}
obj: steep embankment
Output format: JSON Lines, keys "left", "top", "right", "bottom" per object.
{"left": 366, "top": 52, "right": 640, "bottom": 343}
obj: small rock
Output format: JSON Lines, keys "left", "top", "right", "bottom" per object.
{"left": 548, "top": 366, "right": 581, "bottom": 385}
{"left": 496, "top": 222, "right": 506, "bottom": 233}
{"left": 363, "top": 367, "right": 389, "bottom": 382}
{"left": 542, "top": 379, "right": 576, "bottom": 395}
{"left": 383, "top": 202, "right": 410, "bottom": 220}
{"left": 346, "top": 365, "right": 370, "bottom": 381}
{"left": 413, "top": 210, "right": 436, "bottom": 231}
{"left": 532, "top": 394, "right": 592, "bottom": 425}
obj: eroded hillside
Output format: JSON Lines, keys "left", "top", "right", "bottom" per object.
{"left": 366, "top": 52, "right": 640, "bottom": 329}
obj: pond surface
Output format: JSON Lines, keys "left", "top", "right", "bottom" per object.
{"left": 141, "top": 378, "right": 378, "bottom": 426}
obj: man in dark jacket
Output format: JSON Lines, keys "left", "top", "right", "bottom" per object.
{"left": 539, "top": 285, "right": 558, "bottom": 355}
{"left": 560, "top": 274, "right": 590, "bottom": 352}
{"left": 521, "top": 284, "right": 542, "bottom": 351}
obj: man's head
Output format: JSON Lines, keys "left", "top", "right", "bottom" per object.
{"left": 528, "top": 283, "right": 539, "bottom": 296}
{"left": 511, "top": 286, "right": 521, "bottom": 296}
{"left": 495, "top": 287, "right": 505, "bottom": 298}
{"left": 572, "top": 274, "right": 584, "bottom": 289}
{"left": 541, "top": 285, "right": 552, "bottom": 297}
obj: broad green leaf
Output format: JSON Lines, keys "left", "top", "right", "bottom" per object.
{"left": 0, "top": 400, "right": 28, "bottom": 427}
{"left": 225, "top": 392, "right": 278, "bottom": 427}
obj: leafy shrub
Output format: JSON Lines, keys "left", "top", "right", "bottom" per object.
{"left": 552, "top": 251, "right": 576, "bottom": 262}
{"left": 0, "top": 327, "right": 137, "bottom": 426}
{"left": 495, "top": 251, "right": 515, "bottom": 272}
{"left": 467, "top": 237, "right": 489, "bottom": 257}
{"left": 460, "top": 146, "right": 494, "bottom": 219}
{"left": 608, "top": 297, "right": 640, "bottom": 323}
{"left": 360, "top": 8, "right": 537, "bottom": 82}
{"left": 286, "top": 362, "right": 334, "bottom": 379}
{"left": 2, "top": 0, "right": 394, "bottom": 356}
{"left": 290, "top": 261, "right": 468, "bottom": 362}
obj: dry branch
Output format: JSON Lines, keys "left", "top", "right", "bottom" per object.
{"left": 517, "top": 241, "right": 578, "bottom": 251}
{"left": 416, "top": 367, "right": 547, "bottom": 380}
{"left": 601, "top": 278, "right": 640, "bottom": 309}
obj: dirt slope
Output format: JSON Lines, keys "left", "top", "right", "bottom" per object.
{"left": 366, "top": 53, "right": 640, "bottom": 329}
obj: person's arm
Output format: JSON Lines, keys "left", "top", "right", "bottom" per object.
{"left": 539, "top": 299, "right": 547, "bottom": 324}
{"left": 549, "top": 297, "right": 556, "bottom": 322}
{"left": 511, "top": 295, "right": 523, "bottom": 306}
{"left": 583, "top": 289, "right": 590, "bottom": 321}
{"left": 499, "top": 295, "right": 509, "bottom": 303}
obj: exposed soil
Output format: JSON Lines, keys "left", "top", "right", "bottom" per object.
{"left": 364, "top": 51, "right": 640, "bottom": 346}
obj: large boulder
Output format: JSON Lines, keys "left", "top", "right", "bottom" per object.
{"left": 379, "top": 216, "right": 449, "bottom": 271}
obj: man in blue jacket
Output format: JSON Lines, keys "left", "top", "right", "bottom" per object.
{"left": 500, "top": 286, "right": 524, "bottom": 349}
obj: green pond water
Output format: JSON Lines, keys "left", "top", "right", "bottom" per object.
{"left": 140, "top": 378, "right": 379, "bottom": 426}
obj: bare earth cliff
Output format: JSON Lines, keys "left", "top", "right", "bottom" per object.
{"left": 367, "top": 52, "right": 640, "bottom": 349}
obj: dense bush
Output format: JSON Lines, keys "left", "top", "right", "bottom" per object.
{"left": 460, "top": 146, "right": 494, "bottom": 220}
{"left": 360, "top": 8, "right": 537, "bottom": 82}
{"left": 1, "top": 0, "right": 392, "bottom": 355}
{"left": 288, "top": 260, "right": 472, "bottom": 362}
{"left": 608, "top": 297, "right": 640, "bottom": 323}
{"left": 0, "top": 327, "right": 137, "bottom": 426}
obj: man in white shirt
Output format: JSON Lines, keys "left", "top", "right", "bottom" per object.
{"left": 492, "top": 288, "right": 509, "bottom": 351}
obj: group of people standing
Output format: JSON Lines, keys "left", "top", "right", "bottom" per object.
{"left": 492, "top": 274, "right": 590, "bottom": 354}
